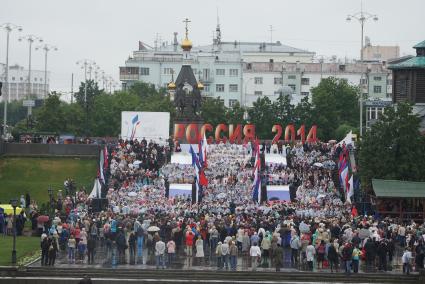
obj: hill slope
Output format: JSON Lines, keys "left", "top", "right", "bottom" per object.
{"left": 0, "top": 157, "right": 97, "bottom": 205}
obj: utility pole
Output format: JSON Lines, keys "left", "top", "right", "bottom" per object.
{"left": 71, "top": 73, "right": 74, "bottom": 104}
{"left": 347, "top": 2, "right": 378, "bottom": 137}
{"left": 36, "top": 44, "right": 57, "bottom": 99}
{"left": 1, "top": 23, "right": 22, "bottom": 139}
{"left": 19, "top": 34, "right": 43, "bottom": 118}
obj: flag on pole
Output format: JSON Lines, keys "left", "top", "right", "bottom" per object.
{"left": 251, "top": 141, "right": 261, "bottom": 203}
{"left": 198, "top": 133, "right": 208, "bottom": 168}
{"left": 347, "top": 175, "right": 354, "bottom": 203}
{"left": 189, "top": 145, "right": 206, "bottom": 203}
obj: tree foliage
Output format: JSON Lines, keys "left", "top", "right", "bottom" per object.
{"left": 359, "top": 102, "right": 425, "bottom": 185}
{"left": 310, "top": 77, "right": 360, "bottom": 140}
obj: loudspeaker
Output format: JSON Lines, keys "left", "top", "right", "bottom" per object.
{"left": 91, "top": 198, "right": 108, "bottom": 212}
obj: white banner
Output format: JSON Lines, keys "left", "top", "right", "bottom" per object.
{"left": 121, "top": 111, "right": 170, "bottom": 142}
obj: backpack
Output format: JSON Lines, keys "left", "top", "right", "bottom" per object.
{"left": 342, "top": 246, "right": 352, "bottom": 260}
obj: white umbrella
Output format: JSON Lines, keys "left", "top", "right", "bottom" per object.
{"left": 127, "top": 192, "right": 137, "bottom": 197}
{"left": 147, "top": 226, "right": 160, "bottom": 232}
{"left": 133, "top": 160, "right": 142, "bottom": 166}
{"left": 217, "top": 193, "right": 227, "bottom": 199}
{"left": 313, "top": 162, "right": 323, "bottom": 167}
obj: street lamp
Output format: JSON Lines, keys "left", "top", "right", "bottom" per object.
{"left": 19, "top": 34, "right": 43, "bottom": 118}
{"left": 48, "top": 186, "right": 54, "bottom": 218}
{"left": 10, "top": 198, "right": 18, "bottom": 265}
{"left": 76, "top": 59, "right": 96, "bottom": 136}
{"left": 35, "top": 44, "right": 58, "bottom": 99}
{"left": 346, "top": 4, "right": 378, "bottom": 137}
{"left": 1, "top": 23, "right": 22, "bottom": 139}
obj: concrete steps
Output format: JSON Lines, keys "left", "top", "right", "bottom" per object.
{"left": 1, "top": 266, "right": 420, "bottom": 283}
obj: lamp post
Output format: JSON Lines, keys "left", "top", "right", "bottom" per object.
{"left": 35, "top": 44, "right": 57, "bottom": 99}
{"left": 76, "top": 59, "right": 96, "bottom": 137}
{"left": 48, "top": 186, "right": 53, "bottom": 218}
{"left": 346, "top": 4, "right": 378, "bottom": 137}
{"left": 19, "top": 34, "right": 43, "bottom": 117}
{"left": 10, "top": 198, "right": 18, "bottom": 265}
{"left": 1, "top": 23, "right": 22, "bottom": 139}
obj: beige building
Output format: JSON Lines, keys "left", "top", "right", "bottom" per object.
{"left": 362, "top": 37, "right": 400, "bottom": 62}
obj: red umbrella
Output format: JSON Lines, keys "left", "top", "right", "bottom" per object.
{"left": 37, "top": 215, "right": 49, "bottom": 223}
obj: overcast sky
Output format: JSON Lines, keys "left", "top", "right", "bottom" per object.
{"left": 1, "top": 0, "right": 424, "bottom": 99}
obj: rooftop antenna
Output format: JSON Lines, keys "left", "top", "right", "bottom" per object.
{"left": 173, "top": 32, "right": 178, "bottom": 52}
{"left": 216, "top": 7, "right": 222, "bottom": 45}
{"left": 154, "top": 33, "right": 159, "bottom": 51}
{"left": 269, "top": 25, "right": 275, "bottom": 52}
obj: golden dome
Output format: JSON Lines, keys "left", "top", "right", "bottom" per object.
{"left": 197, "top": 81, "right": 204, "bottom": 90}
{"left": 181, "top": 37, "right": 193, "bottom": 51}
{"left": 167, "top": 81, "right": 176, "bottom": 90}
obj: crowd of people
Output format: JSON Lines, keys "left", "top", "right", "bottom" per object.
{"left": 9, "top": 138, "right": 421, "bottom": 275}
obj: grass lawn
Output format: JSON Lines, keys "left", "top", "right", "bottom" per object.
{"left": 0, "top": 236, "right": 40, "bottom": 266}
{"left": 0, "top": 157, "right": 97, "bottom": 205}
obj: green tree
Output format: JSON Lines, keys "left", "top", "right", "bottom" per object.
{"left": 201, "top": 97, "right": 227, "bottom": 126}
{"left": 35, "top": 92, "right": 66, "bottom": 133}
{"left": 247, "top": 96, "right": 276, "bottom": 139}
{"left": 225, "top": 102, "right": 246, "bottom": 125}
{"left": 359, "top": 102, "right": 425, "bottom": 187}
{"left": 310, "top": 77, "right": 360, "bottom": 140}
{"left": 74, "top": 80, "right": 102, "bottom": 110}
{"left": 274, "top": 94, "right": 295, "bottom": 127}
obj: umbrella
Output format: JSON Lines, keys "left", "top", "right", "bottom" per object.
{"left": 127, "top": 192, "right": 137, "bottom": 197}
{"left": 37, "top": 215, "right": 49, "bottom": 223}
{"left": 313, "top": 162, "right": 323, "bottom": 167}
{"left": 217, "top": 193, "right": 226, "bottom": 199}
{"left": 328, "top": 140, "right": 337, "bottom": 144}
{"left": 133, "top": 160, "right": 142, "bottom": 166}
{"left": 0, "top": 204, "right": 24, "bottom": 215}
{"left": 147, "top": 226, "right": 160, "bottom": 232}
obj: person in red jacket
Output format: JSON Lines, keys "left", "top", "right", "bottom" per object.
{"left": 185, "top": 230, "right": 195, "bottom": 256}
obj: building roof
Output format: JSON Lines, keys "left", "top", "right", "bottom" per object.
{"left": 413, "top": 40, "right": 425, "bottom": 49}
{"left": 195, "top": 41, "right": 314, "bottom": 54}
{"left": 388, "top": 57, "right": 425, "bottom": 69}
{"left": 372, "top": 179, "right": 425, "bottom": 198}
{"left": 134, "top": 40, "right": 313, "bottom": 55}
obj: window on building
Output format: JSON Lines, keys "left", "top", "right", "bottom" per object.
{"left": 374, "top": 76, "right": 382, "bottom": 81}
{"left": 203, "top": 69, "right": 210, "bottom": 80}
{"left": 387, "top": 79, "right": 392, "bottom": 85}
{"left": 371, "top": 107, "right": 376, "bottom": 120}
{"left": 229, "top": 99, "right": 238, "bottom": 107}
{"left": 386, "top": 93, "right": 391, "bottom": 98}
{"left": 40, "top": 78, "right": 43, "bottom": 82}
{"left": 216, "top": 69, "right": 225, "bottom": 76}
{"left": 163, "top": 68, "right": 174, "bottom": 75}
{"left": 35, "top": 78, "right": 37, "bottom": 81}
{"left": 360, "top": 78, "right": 367, "bottom": 85}
{"left": 274, "top": 77, "right": 283, "bottom": 85}
{"left": 254, "top": 77, "right": 263, "bottom": 84}
{"left": 204, "top": 84, "right": 210, "bottom": 92}
{"left": 301, "top": 92, "right": 309, "bottom": 96}
{"left": 288, "top": 84, "right": 296, "bottom": 91}
{"left": 374, "top": 86, "right": 382, "bottom": 93}
{"left": 216, "top": 84, "right": 224, "bottom": 92}
{"left": 140, "top": 67, "right": 150, "bottom": 76}
{"left": 20, "top": 77, "right": 23, "bottom": 81}
{"left": 301, "top": 78, "right": 310, "bottom": 85}
{"left": 229, "top": 69, "right": 238, "bottom": 76}
{"left": 229, "top": 84, "right": 238, "bottom": 92}
{"left": 254, "top": 91, "right": 262, "bottom": 96}
{"left": 12, "top": 77, "right": 15, "bottom": 81}
{"left": 288, "top": 75, "right": 296, "bottom": 80}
